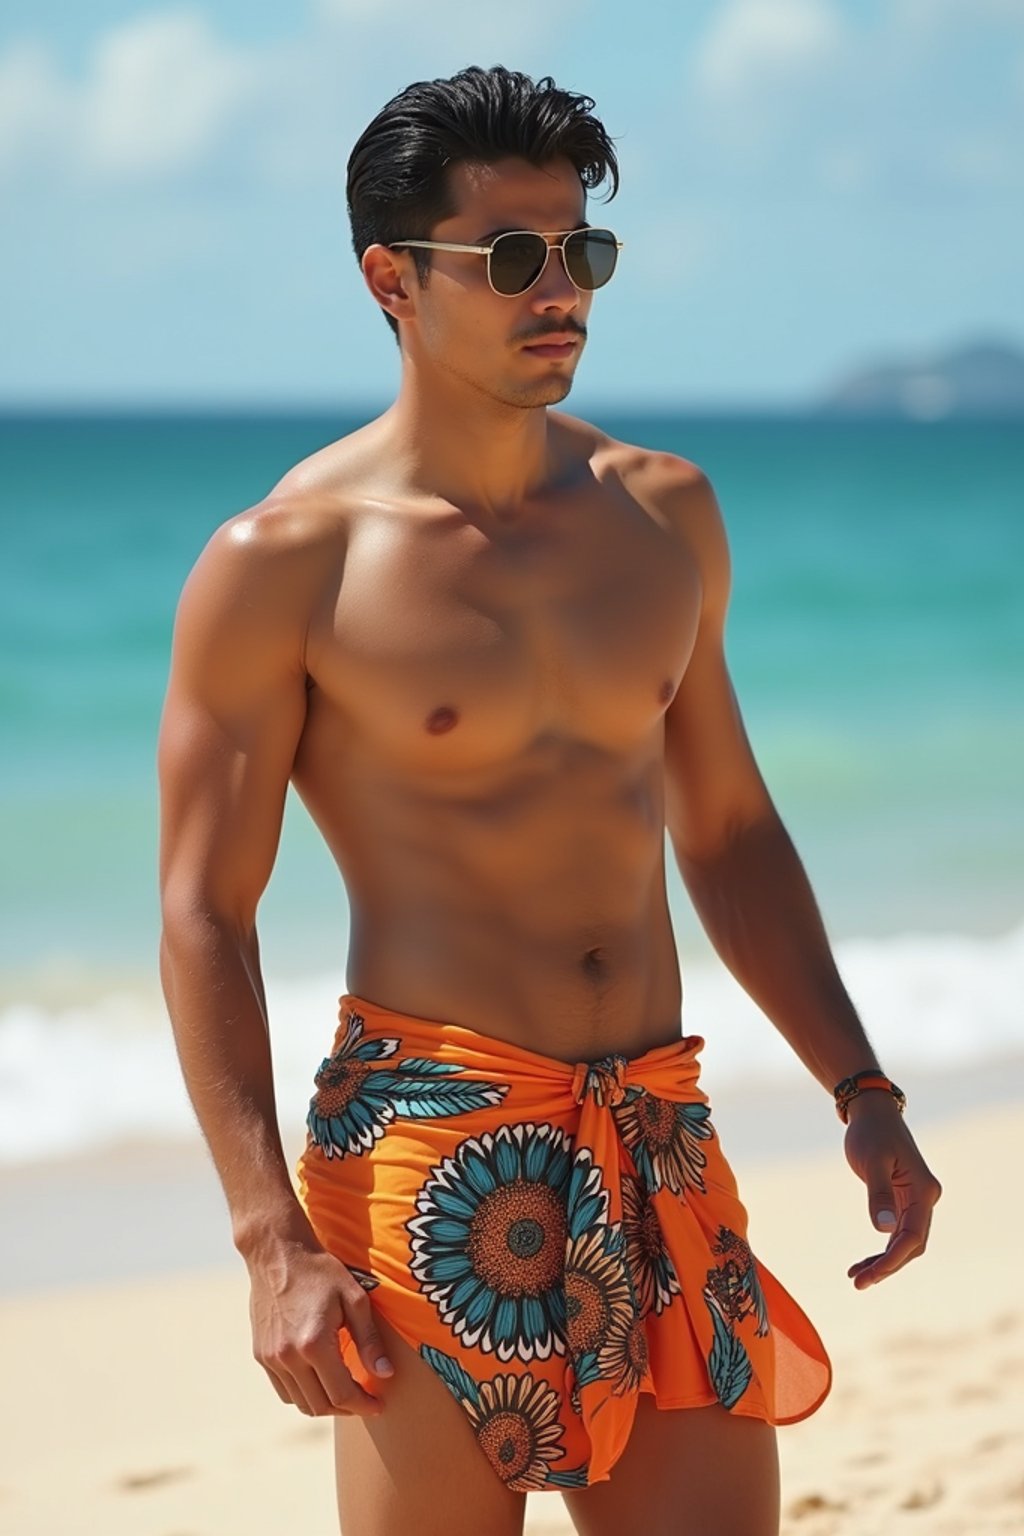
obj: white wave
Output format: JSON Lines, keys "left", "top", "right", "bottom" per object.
{"left": 685, "top": 919, "right": 1024, "bottom": 1088}
{"left": 1, "top": 922, "right": 1021, "bottom": 1167}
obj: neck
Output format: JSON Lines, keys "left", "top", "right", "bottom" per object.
{"left": 375, "top": 361, "right": 566, "bottom": 519}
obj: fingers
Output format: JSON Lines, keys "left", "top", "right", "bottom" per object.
{"left": 290, "top": 1353, "right": 383, "bottom": 1418}
{"left": 846, "top": 1130, "right": 943, "bottom": 1288}
{"left": 868, "top": 1193, "right": 898, "bottom": 1233}
{"left": 343, "top": 1285, "right": 395, "bottom": 1383}
{"left": 848, "top": 1226, "right": 923, "bottom": 1288}
{"left": 849, "top": 1182, "right": 942, "bottom": 1288}
{"left": 254, "top": 1320, "right": 386, "bottom": 1418}
{"left": 261, "top": 1360, "right": 305, "bottom": 1410}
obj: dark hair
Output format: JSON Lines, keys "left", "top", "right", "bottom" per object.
{"left": 347, "top": 64, "right": 620, "bottom": 341}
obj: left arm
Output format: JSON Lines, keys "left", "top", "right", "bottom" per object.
{"left": 653, "top": 459, "right": 942, "bottom": 1287}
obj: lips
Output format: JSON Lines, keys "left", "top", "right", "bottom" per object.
{"left": 523, "top": 334, "right": 580, "bottom": 349}
{"left": 522, "top": 336, "right": 581, "bottom": 360}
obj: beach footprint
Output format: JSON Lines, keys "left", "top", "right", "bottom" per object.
{"left": 786, "top": 1491, "right": 849, "bottom": 1519}
{"left": 898, "top": 1478, "right": 944, "bottom": 1510}
{"left": 115, "top": 1465, "right": 193, "bottom": 1492}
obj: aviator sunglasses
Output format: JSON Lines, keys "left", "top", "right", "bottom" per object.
{"left": 387, "top": 226, "right": 623, "bottom": 298}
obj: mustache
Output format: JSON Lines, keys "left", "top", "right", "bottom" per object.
{"left": 516, "top": 322, "right": 587, "bottom": 344}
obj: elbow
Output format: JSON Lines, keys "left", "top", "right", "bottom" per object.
{"left": 159, "top": 886, "right": 256, "bottom": 960}
{"left": 669, "top": 797, "right": 780, "bottom": 876}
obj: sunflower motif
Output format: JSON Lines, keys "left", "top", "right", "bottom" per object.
{"left": 614, "top": 1087, "right": 714, "bottom": 1197}
{"left": 306, "top": 1008, "right": 509, "bottom": 1160}
{"left": 468, "top": 1373, "right": 569, "bottom": 1490}
{"left": 562, "top": 1149, "right": 640, "bottom": 1396}
{"left": 597, "top": 1311, "right": 650, "bottom": 1397}
{"left": 420, "top": 1345, "right": 574, "bottom": 1491}
{"left": 564, "top": 1221, "right": 636, "bottom": 1360}
{"left": 621, "top": 1170, "right": 681, "bottom": 1318}
{"left": 408, "top": 1122, "right": 572, "bottom": 1361}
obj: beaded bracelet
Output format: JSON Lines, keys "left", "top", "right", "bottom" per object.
{"left": 833, "top": 1069, "right": 907, "bottom": 1124}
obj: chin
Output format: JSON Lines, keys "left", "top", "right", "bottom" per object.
{"left": 497, "top": 374, "right": 575, "bottom": 411}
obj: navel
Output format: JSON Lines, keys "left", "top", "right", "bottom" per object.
{"left": 425, "top": 704, "right": 459, "bottom": 735}
{"left": 581, "top": 946, "right": 605, "bottom": 976}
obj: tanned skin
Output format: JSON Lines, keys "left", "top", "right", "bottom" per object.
{"left": 158, "top": 155, "right": 942, "bottom": 1536}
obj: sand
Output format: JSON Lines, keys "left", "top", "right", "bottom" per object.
{"left": 0, "top": 1092, "right": 1021, "bottom": 1535}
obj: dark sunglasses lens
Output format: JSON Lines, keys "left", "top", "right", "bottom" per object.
{"left": 565, "top": 229, "right": 618, "bottom": 290}
{"left": 489, "top": 233, "right": 549, "bottom": 295}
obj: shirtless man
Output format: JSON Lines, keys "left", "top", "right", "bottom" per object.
{"left": 158, "top": 64, "right": 942, "bottom": 1536}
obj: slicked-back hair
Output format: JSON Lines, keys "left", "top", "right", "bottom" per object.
{"left": 347, "top": 64, "right": 620, "bottom": 343}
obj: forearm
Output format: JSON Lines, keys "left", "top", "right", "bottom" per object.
{"left": 675, "top": 812, "right": 887, "bottom": 1095}
{"left": 159, "top": 912, "right": 315, "bottom": 1260}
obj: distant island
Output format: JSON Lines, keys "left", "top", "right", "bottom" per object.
{"left": 813, "top": 337, "right": 1024, "bottom": 419}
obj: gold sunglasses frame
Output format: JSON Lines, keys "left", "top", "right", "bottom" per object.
{"left": 387, "top": 228, "right": 624, "bottom": 296}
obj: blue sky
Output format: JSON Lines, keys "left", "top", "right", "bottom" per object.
{"left": 1, "top": 0, "right": 1021, "bottom": 409}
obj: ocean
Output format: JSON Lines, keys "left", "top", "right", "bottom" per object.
{"left": 1, "top": 411, "right": 1021, "bottom": 1166}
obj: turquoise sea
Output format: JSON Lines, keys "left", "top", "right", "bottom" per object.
{"left": 1, "top": 412, "right": 1021, "bottom": 1162}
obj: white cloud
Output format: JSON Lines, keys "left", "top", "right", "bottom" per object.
{"left": 0, "top": 41, "right": 71, "bottom": 176}
{"left": 692, "top": 0, "right": 846, "bottom": 103}
{"left": 84, "top": 10, "right": 260, "bottom": 177}
{"left": 684, "top": 0, "right": 1023, "bottom": 195}
{"left": 0, "top": 3, "right": 586, "bottom": 190}
{"left": 0, "top": 9, "right": 264, "bottom": 184}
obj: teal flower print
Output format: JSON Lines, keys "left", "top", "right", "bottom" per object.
{"left": 408, "top": 1122, "right": 573, "bottom": 1362}
{"left": 614, "top": 1088, "right": 714, "bottom": 1197}
{"left": 306, "top": 1008, "right": 509, "bottom": 1159}
{"left": 421, "top": 1345, "right": 586, "bottom": 1491}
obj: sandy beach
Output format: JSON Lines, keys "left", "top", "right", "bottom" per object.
{"left": 1, "top": 1084, "right": 1021, "bottom": 1536}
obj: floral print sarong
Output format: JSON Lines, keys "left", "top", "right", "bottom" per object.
{"left": 294, "top": 993, "right": 832, "bottom": 1492}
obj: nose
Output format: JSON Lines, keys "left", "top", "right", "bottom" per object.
{"left": 529, "top": 240, "right": 583, "bottom": 312}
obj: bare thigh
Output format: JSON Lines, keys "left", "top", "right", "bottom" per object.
{"left": 332, "top": 1311, "right": 527, "bottom": 1536}
{"left": 561, "top": 1393, "right": 780, "bottom": 1536}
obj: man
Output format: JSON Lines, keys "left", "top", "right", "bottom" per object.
{"left": 158, "top": 64, "right": 942, "bottom": 1536}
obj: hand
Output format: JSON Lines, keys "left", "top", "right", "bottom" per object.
{"left": 842, "top": 1093, "right": 943, "bottom": 1290}
{"left": 245, "top": 1234, "right": 394, "bottom": 1417}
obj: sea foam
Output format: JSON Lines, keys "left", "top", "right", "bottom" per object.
{"left": 1, "top": 921, "right": 1021, "bottom": 1168}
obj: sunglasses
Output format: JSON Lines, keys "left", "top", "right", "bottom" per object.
{"left": 387, "top": 227, "right": 623, "bottom": 297}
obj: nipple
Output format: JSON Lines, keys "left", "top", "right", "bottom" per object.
{"left": 425, "top": 705, "right": 459, "bottom": 734}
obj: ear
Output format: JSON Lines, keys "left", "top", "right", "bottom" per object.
{"left": 361, "top": 243, "right": 418, "bottom": 329}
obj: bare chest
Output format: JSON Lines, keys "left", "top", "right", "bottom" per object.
{"left": 301, "top": 488, "right": 701, "bottom": 777}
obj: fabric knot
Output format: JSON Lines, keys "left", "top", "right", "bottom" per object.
{"left": 571, "top": 1053, "right": 631, "bottom": 1108}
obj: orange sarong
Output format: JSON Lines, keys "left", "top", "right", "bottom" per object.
{"left": 294, "top": 993, "right": 833, "bottom": 1492}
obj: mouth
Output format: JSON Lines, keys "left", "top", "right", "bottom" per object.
{"left": 521, "top": 336, "right": 581, "bottom": 360}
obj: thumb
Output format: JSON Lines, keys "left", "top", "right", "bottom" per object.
{"left": 869, "top": 1186, "right": 898, "bottom": 1233}
{"left": 348, "top": 1296, "right": 395, "bottom": 1378}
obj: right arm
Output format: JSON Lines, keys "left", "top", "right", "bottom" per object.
{"left": 157, "top": 502, "right": 392, "bottom": 1417}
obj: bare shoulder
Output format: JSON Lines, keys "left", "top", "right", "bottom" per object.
{"left": 181, "top": 411, "right": 388, "bottom": 604}
{"left": 556, "top": 412, "right": 731, "bottom": 603}
{"left": 181, "top": 488, "right": 350, "bottom": 629}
